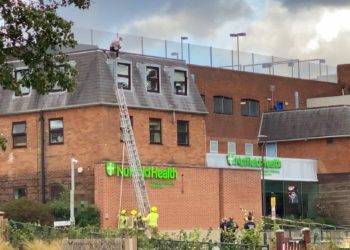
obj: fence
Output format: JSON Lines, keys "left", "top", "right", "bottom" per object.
{"left": 72, "top": 27, "right": 337, "bottom": 83}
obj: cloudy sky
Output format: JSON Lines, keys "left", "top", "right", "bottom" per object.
{"left": 59, "top": 0, "right": 350, "bottom": 66}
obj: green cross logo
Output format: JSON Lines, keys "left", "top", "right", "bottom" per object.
{"left": 227, "top": 153, "right": 235, "bottom": 166}
{"left": 105, "top": 162, "right": 116, "bottom": 176}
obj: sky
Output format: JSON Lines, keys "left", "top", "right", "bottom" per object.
{"left": 58, "top": 0, "right": 350, "bottom": 66}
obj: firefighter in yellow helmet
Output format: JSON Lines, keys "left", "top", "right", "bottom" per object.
{"left": 118, "top": 209, "right": 129, "bottom": 231}
{"left": 130, "top": 209, "right": 138, "bottom": 229}
{"left": 142, "top": 206, "right": 159, "bottom": 236}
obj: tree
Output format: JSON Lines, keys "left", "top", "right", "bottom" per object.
{"left": 0, "top": 133, "right": 6, "bottom": 151}
{"left": 0, "top": 0, "right": 90, "bottom": 95}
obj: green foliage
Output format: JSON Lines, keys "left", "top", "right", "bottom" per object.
{"left": 0, "top": 0, "right": 90, "bottom": 94}
{"left": 1, "top": 198, "right": 53, "bottom": 225}
{"left": 237, "top": 220, "right": 263, "bottom": 249}
{"left": 0, "top": 134, "right": 7, "bottom": 151}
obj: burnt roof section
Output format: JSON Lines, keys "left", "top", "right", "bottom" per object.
{"left": 0, "top": 46, "right": 207, "bottom": 115}
{"left": 259, "top": 106, "right": 350, "bottom": 142}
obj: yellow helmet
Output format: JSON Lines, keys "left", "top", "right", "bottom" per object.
{"left": 121, "top": 209, "right": 127, "bottom": 215}
{"left": 151, "top": 206, "right": 157, "bottom": 212}
{"left": 130, "top": 210, "right": 137, "bottom": 215}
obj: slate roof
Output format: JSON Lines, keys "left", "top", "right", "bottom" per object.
{"left": 0, "top": 46, "right": 207, "bottom": 115}
{"left": 258, "top": 106, "right": 350, "bottom": 142}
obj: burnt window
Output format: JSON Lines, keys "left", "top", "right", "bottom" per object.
{"left": 150, "top": 118, "right": 162, "bottom": 144}
{"left": 146, "top": 66, "right": 160, "bottom": 92}
{"left": 120, "top": 116, "right": 133, "bottom": 142}
{"left": 213, "top": 96, "right": 233, "bottom": 114}
{"left": 117, "top": 63, "right": 131, "bottom": 90}
{"left": 174, "top": 70, "right": 187, "bottom": 95}
{"left": 49, "top": 118, "right": 64, "bottom": 144}
{"left": 14, "top": 187, "right": 26, "bottom": 199}
{"left": 177, "top": 120, "right": 189, "bottom": 146}
{"left": 241, "top": 99, "right": 260, "bottom": 117}
{"left": 12, "top": 122, "right": 27, "bottom": 148}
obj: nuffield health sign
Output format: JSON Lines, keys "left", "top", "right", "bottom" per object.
{"left": 105, "top": 162, "right": 177, "bottom": 179}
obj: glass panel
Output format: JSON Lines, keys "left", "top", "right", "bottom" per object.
{"left": 13, "top": 123, "right": 26, "bottom": 134}
{"left": 151, "top": 132, "right": 161, "bottom": 143}
{"left": 118, "top": 77, "right": 129, "bottom": 89}
{"left": 14, "top": 188, "right": 26, "bottom": 199}
{"left": 223, "top": 98, "right": 232, "bottom": 114}
{"left": 214, "top": 97, "right": 223, "bottom": 113}
{"left": 210, "top": 141, "right": 218, "bottom": 153}
{"left": 50, "top": 120, "right": 63, "bottom": 130}
{"left": 50, "top": 131, "right": 64, "bottom": 143}
{"left": 178, "top": 133, "right": 188, "bottom": 145}
{"left": 266, "top": 143, "right": 277, "bottom": 157}
{"left": 13, "top": 135, "right": 26, "bottom": 147}
{"left": 284, "top": 182, "right": 302, "bottom": 218}
{"left": 150, "top": 120, "right": 160, "bottom": 130}
{"left": 228, "top": 142, "right": 236, "bottom": 154}
{"left": 175, "top": 70, "right": 185, "bottom": 81}
{"left": 19, "top": 85, "right": 30, "bottom": 95}
{"left": 177, "top": 121, "right": 188, "bottom": 132}
{"left": 250, "top": 100, "right": 260, "bottom": 116}
{"left": 245, "top": 143, "right": 253, "bottom": 156}
{"left": 241, "top": 100, "right": 249, "bottom": 116}
{"left": 118, "top": 63, "right": 129, "bottom": 75}
{"left": 51, "top": 83, "right": 63, "bottom": 92}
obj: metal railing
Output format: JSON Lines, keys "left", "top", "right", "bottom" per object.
{"left": 72, "top": 27, "right": 337, "bottom": 83}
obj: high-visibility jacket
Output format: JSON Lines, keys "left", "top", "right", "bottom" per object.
{"left": 130, "top": 215, "right": 137, "bottom": 228}
{"left": 118, "top": 215, "right": 129, "bottom": 229}
{"left": 142, "top": 211, "right": 159, "bottom": 228}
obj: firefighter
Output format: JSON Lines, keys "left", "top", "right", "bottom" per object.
{"left": 130, "top": 209, "right": 138, "bottom": 229}
{"left": 118, "top": 209, "right": 129, "bottom": 230}
{"left": 142, "top": 206, "right": 159, "bottom": 236}
{"left": 136, "top": 212, "right": 145, "bottom": 231}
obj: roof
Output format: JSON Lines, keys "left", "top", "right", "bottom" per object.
{"left": 0, "top": 46, "right": 207, "bottom": 115}
{"left": 259, "top": 106, "right": 350, "bottom": 142}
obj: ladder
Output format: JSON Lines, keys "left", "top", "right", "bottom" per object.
{"left": 112, "top": 57, "right": 151, "bottom": 216}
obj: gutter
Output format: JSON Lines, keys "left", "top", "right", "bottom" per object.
{"left": 39, "top": 111, "right": 46, "bottom": 203}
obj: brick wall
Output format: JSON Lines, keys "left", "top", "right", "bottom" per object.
{"left": 95, "top": 163, "right": 262, "bottom": 229}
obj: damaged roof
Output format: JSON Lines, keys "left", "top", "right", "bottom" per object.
{"left": 259, "top": 106, "right": 350, "bottom": 142}
{"left": 0, "top": 45, "right": 207, "bottom": 115}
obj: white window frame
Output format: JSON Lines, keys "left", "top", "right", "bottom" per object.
{"left": 210, "top": 140, "right": 218, "bottom": 153}
{"left": 245, "top": 143, "right": 253, "bottom": 156}
{"left": 228, "top": 142, "right": 236, "bottom": 154}
{"left": 13, "top": 67, "right": 31, "bottom": 98}
{"left": 145, "top": 64, "right": 161, "bottom": 93}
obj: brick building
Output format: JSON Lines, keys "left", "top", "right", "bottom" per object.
{"left": 1, "top": 44, "right": 349, "bottom": 227}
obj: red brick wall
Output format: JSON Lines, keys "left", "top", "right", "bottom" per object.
{"left": 338, "top": 64, "right": 350, "bottom": 89}
{"left": 95, "top": 164, "right": 262, "bottom": 229}
{"left": 277, "top": 137, "right": 350, "bottom": 174}
{"left": 190, "top": 65, "right": 342, "bottom": 154}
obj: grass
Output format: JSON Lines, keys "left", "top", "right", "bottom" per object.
{"left": 23, "top": 240, "right": 62, "bottom": 250}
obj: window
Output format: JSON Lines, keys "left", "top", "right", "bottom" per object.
{"left": 49, "top": 118, "right": 64, "bottom": 144}
{"left": 210, "top": 140, "right": 218, "bottom": 153}
{"left": 174, "top": 70, "right": 187, "bottom": 95}
{"left": 245, "top": 143, "right": 253, "bottom": 156}
{"left": 14, "top": 70, "right": 30, "bottom": 96}
{"left": 120, "top": 116, "right": 133, "bottom": 142}
{"left": 241, "top": 99, "right": 260, "bottom": 117}
{"left": 146, "top": 66, "right": 160, "bottom": 92}
{"left": 50, "top": 66, "right": 65, "bottom": 93}
{"left": 12, "top": 122, "right": 27, "bottom": 148}
{"left": 228, "top": 142, "right": 236, "bottom": 154}
{"left": 200, "top": 94, "right": 205, "bottom": 103}
{"left": 149, "top": 118, "right": 161, "bottom": 144}
{"left": 50, "top": 184, "right": 64, "bottom": 200}
{"left": 213, "top": 96, "right": 233, "bottom": 114}
{"left": 266, "top": 143, "right": 277, "bottom": 157}
{"left": 117, "top": 63, "right": 131, "bottom": 89}
{"left": 177, "top": 120, "right": 189, "bottom": 146}
{"left": 14, "top": 187, "right": 26, "bottom": 199}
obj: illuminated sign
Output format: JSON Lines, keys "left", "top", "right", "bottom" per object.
{"left": 105, "top": 162, "right": 177, "bottom": 179}
{"left": 226, "top": 154, "right": 282, "bottom": 168}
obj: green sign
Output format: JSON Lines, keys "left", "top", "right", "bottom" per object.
{"left": 226, "top": 154, "right": 282, "bottom": 168}
{"left": 105, "top": 162, "right": 177, "bottom": 179}
{"left": 150, "top": 180, "right": 175, "bottom": 189}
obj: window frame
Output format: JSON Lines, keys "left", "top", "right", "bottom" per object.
{"left": 14, "top": 186, "right": 27, "bottom": 199}
{"left": 117, "top": 62, "right": 131, "bottom": 90}
{"left": 49, "top": 118, "right": 64, "bottom": 145}
{"left": 12, "top": 121, "right": 27, "bottom": 148}
{"left": 177, "top": 120, "right": 189, "bottom": 146}
{"left": 213, "top": 96, "right": 233, "bottom": 115}
{"left": 174, "top": 70, "right": 187, "bottom": 95}
{"left": 245, "top": 143, "right": 254, "bottom": 156}
{"left": 146, "top": 66, "right": 160, "bottom": 93}
{"left": 210, "top": 140, "right": 218, "bottom": 153}
{"left": 14, "top": 69, "right": 31, "bottom": 97}
{"left": 228, "top": 142, "right": 236, "bottom": 154}
{"left": 241, "top": 99, "right": 260, "bottom": 117}
{"left": 149, "top": 118, "right": 162, "bottom": 144}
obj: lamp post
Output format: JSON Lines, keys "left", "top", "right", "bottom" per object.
{"left": 230, "top": 33, "right": 246, "bottom": 70}
{"left": 70, "top": 158, "right": 78, "bottom": 225}
{"left": 258, "top": 134, "right": 267, "bottom": 245}
{"left": 180, "top": 36, "right": 188, "bottom": 60}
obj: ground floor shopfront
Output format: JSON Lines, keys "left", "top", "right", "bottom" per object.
{"left": 94, "top": 163, "right": 262, "bottom": 229}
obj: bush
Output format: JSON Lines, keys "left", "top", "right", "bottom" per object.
{"left": 1, "top": 198, "right": 53, "bottom": 225}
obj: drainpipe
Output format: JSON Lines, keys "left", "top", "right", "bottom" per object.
{"left": 40, "top": 111, "right": 46, "bottom": 203}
